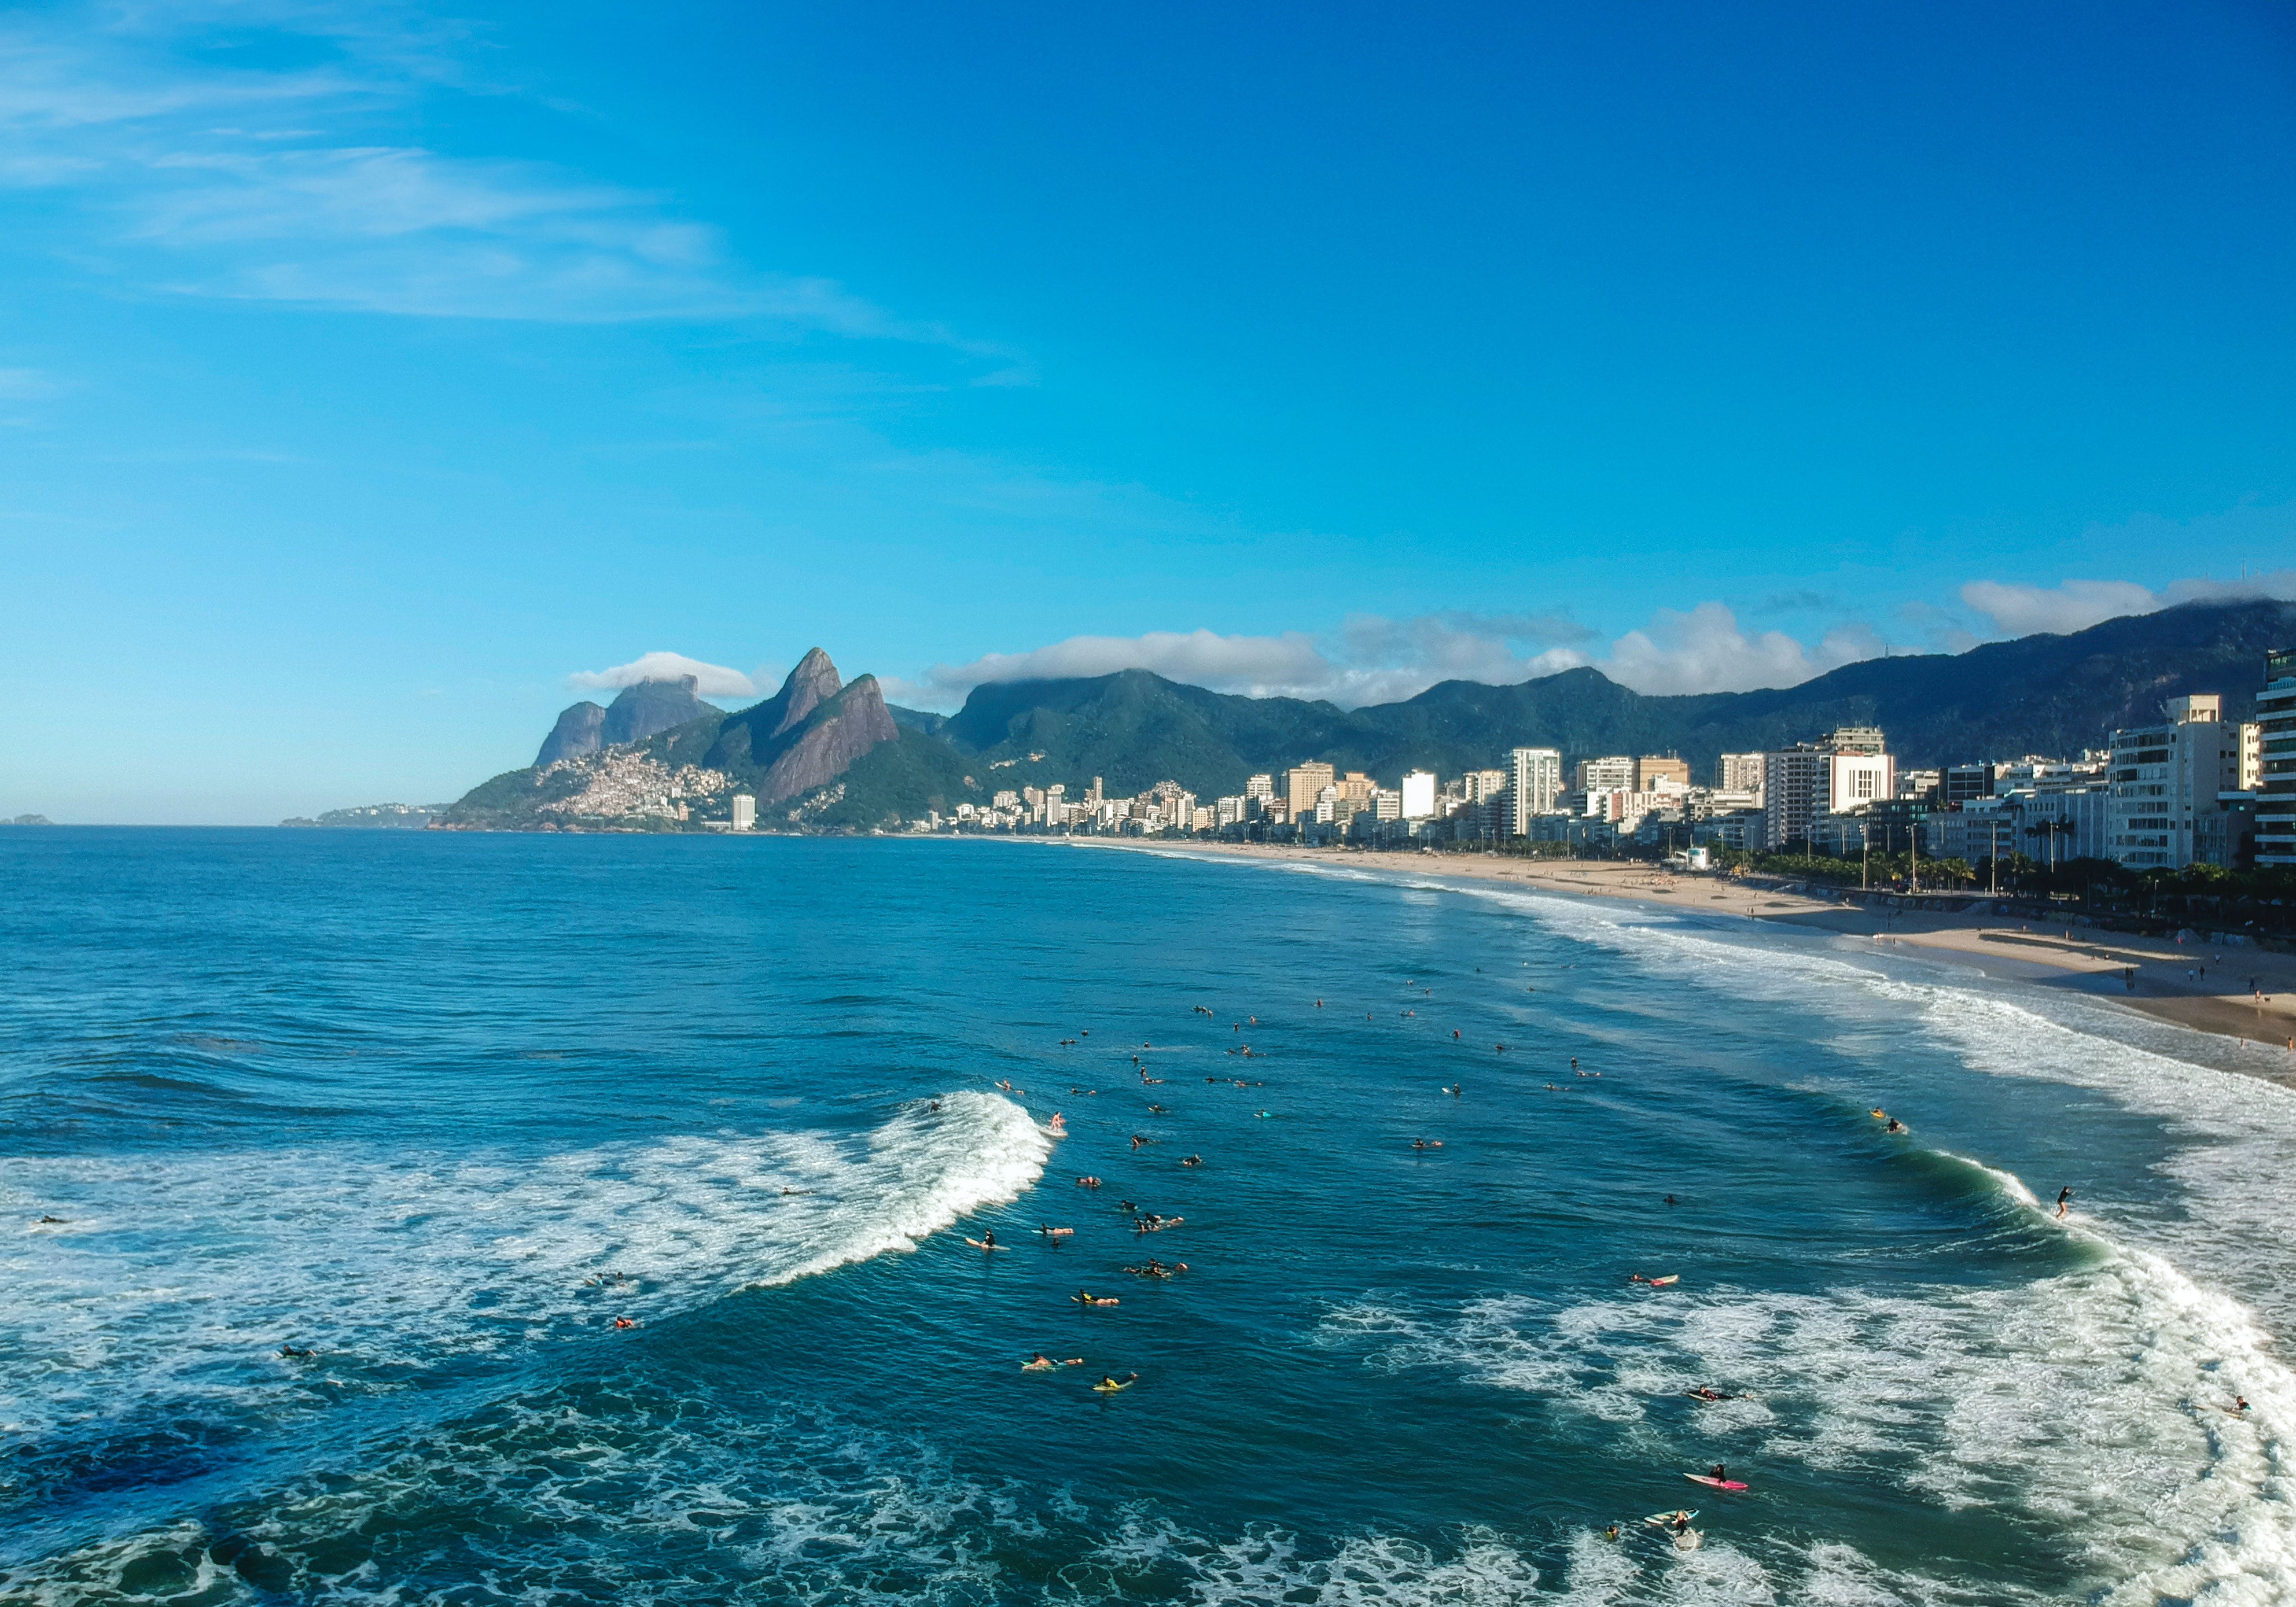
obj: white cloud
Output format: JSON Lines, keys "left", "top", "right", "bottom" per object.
{"left": 1600, "top": 603, "right": 1883, "bottom": 696}
{"left": 1962, "top": 570, "right": 2296, "bottom": 637}
{"left": 568, "top": 652, "right": 759, "bottom": 699}
{"left": 890, "top": 611, "right": 1684, "bottom": 710}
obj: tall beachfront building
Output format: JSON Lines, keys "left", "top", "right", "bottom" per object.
{"left": 1505, "top": 747, "right": 1564, "bottom": 836}
{"left": 1401, "top": 771, "right": 1436, "bottom": 820}
{"left": 2258, "top": 651, "right": 2296, "bottom": 868}
{"left": 1716, "top": 753, "right": 1764, "bottom": 795}
{"left": 2107, "top": 695, "right": 2241, "bottom": 869}
{"left": 1286, "top": 762, "right": 1335, "bottom": 821}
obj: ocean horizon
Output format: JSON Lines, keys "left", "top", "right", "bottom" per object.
{"left": 6, "top": 828, "right": 2293, "bottom": 1605}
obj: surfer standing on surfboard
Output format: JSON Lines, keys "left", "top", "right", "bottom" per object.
{"left": 2056, "top": 1186, "right": 2073, "bottom": 1218}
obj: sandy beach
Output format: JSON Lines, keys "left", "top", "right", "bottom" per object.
{"left": 1086, "top": 839, "right": 2296, "bottom": 1070}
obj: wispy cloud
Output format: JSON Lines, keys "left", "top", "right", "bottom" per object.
{"left": 0, "top": 5, "right": 1006, "bottom": 341}
{"left": 568, "top": 651, "right": 761, "bottom": 699}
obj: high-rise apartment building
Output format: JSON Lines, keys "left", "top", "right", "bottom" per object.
{"left": 730, "top": 794, "right": 756, "bottom": 831}
{"left": 2108, "top": 695, "right": 2242, "bottom": 869}
{"left": 1761, "top": 747, "right": 1827, "bottom": 849}
{"left": 1401, "top": 770, "right": 1436, "bottom": 820}
{"left": 1826, "top": 751, "right": 1894, "bottom": 813}
{"left": 1826, "top": 727, "right": 1886, "bottom": 755}
{"left": 1576, "top": 756, "right": 1635, "bottom": 794}
{"left": 1245, "top": 774, "right": 1275, "bottom": 804}
{"left": 1505, "top": 747, "right": 1564, "bottom": 836}
{"left": 2240, "top": 723, "right": 2264, "bottom": 792}
{"left": 1716, "top": 753, "right": 1764, "bottom": 795}
{"left": 2257, "top": 651, "right": 2296, "bottom": 868}
{"left": 1286, "top": 762, "right": 1336, "bottom": 821}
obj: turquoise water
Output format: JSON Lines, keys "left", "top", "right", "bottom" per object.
{"left": 4, "top": 831, "right": 2294, "bottom": 1604}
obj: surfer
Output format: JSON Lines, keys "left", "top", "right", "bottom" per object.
{"left": 2056, "top": 1186, "right": 2073, "bottom": 1219}
{"left": 2233, "top": 1395, "right": 2252, "bottom": 1413}
{"left": 1182, "top": 1154, "right": 1202, "bottom": 1167}
{"left": 1094, "top": 1373, "right": 1139, "bottom": 1392}
{"left": 613, "top": 1317, "right": 636, "bottom": 1330}
{"left": 1077, "top": 1175, "right": 1102, "bottom": 1188}
{"left": 1048, "top": 1114, "right": 1066, "bottom": 1134}
{"left": 1884, "top": 1117, "right": 1903, "bottom": 1133}
{"left": 1710, "top": 1464, "right": 1728, "bottom": 1483}
{"left": 1665, "top": 1195, "right": 1677, "bottom": 1206}
{"left": 1603, "top": 1524, "right": 1619, "bottom": 1542}
{"left": 1686, "top": 1387, "right": 1728, "bottom": 1401}
{"left": 279, "top": 1345, "right": 314, "bottom": 1358}
{"left": 981, "top": 1229, "right": 998, "bottom": 1249}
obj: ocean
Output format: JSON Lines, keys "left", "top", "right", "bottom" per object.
{"left": 4, "top": 828, "right": 2294, "bottom": 1605}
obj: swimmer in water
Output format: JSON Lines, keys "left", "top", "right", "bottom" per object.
{"left": 1077, "top": 1175, "right": 1102, "bottom": 1188}
{"left": 1603, "top": 1524, "right": 1620, "bottom": 1542}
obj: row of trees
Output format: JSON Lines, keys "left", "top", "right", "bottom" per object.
{"left": 1701, "top": 843, "right": 2296, "bottom": 933}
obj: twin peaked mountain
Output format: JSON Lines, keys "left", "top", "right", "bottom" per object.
{"left": 445, "top": 599, "right": 2296, "bottom": 832}
{"left": 444, "top": 650, "right": 903, "bottom": 830}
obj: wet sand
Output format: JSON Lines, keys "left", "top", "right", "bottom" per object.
{"left": 1081, "top": 839, "right": 2296, "bottom": 1064}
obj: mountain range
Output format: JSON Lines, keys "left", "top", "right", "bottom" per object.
{"left": 440, "top": 599, "right": 2296, "bottom": 831}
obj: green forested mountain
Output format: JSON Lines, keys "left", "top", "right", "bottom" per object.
{"left": 927, "top": 599, "right": 2295, "bottom": 797}
{"left": 441, "top": 601, "right": 2295, "bottom": 829}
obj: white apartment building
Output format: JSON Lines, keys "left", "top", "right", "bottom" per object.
{"left": 1506, "top": 747, "right": 1565, "bottom": 836}
{"left": 730, "top": 794, "right": 756, "bottom": 831}
{"left": 1576, "top": 755, "right": 1635, "bottom": 794}
{"left": 1371, "top": 788, "right": 1402, "bottom": 821}
{"left": 2108, "top": 695, "right": 2241, "bottom": 869}
{"left": 2258, "top": 651, "right": 2296, "bottom": 867}
{"left": 1401, "top": 769, "right": 1436, "bottom": 820}
{"left": 1760, "top": 747, "right": 1828, "bottom": 849}
{"left": 1826, "top": 751, "right": 1894, "bottom": 814}
{"left": 1716, "top": 753, "right": 1765, "bottom": 795}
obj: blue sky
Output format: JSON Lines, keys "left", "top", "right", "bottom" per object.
{"left": 5, "top": 2, "right": 2294, "bottom": 821}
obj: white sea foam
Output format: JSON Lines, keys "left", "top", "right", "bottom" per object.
{"left": 1, "top": 1091, "right": 1048, "bottom": 1439}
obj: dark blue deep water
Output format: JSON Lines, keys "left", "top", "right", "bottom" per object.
{"left": 5, "top": 830, "right": 2295, "bottom": 1605}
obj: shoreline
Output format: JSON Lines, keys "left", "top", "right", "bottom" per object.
{"left": 1077, "top": 839, "right": 2296, "bottom": 1079}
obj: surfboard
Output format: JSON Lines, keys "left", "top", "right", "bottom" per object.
{"left": 1684, "top": 1475, "right": 1747, "bottom": 1491}
{"left": 1641, "top": 1510, "right": 1696, "bottom": 1527}
{"left": 1091, "top": 1380, "right": 1133, "bottom": 1393}
{"left": 964, "top": 1239, "right": 1006, "bottom": 1251}
{"left": 1648, "top": 1275, "right": 1679, "bottom": 1287}
{"left": 1035, "top": 1227, "right": 1073, "bottom": 1236}
{"left": 1072, "top": 1295, "right": 1118, "bottom": 1306}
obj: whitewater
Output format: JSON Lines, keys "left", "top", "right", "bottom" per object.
{"left": 5, "top": 828, "right": 2293, "bottom": 1604}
